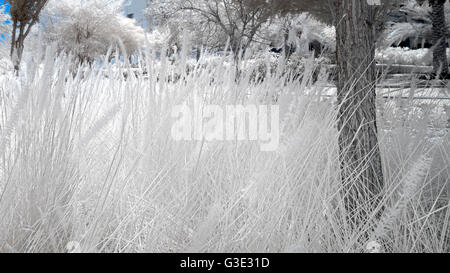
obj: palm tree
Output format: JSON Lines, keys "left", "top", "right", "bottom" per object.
{"left": 429, "top": 0, "right": 449, "bottom": 78}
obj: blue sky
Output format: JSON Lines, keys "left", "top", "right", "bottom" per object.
{"left": 1, "top": 0, "right": 9, "bottom": 40}
{"left": 1, "top": 0, "right": 10, "bottom": 12}
{"left": 125, "top": 0, "right": 147, "bottom": 27}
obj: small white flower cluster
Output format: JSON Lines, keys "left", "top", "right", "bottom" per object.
{"left": 366, "top": 241, "right": 382, "bottom": 253}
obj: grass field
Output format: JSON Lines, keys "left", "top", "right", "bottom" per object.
{"left": 0, "top": 48, "right": 449, "bottom": 253}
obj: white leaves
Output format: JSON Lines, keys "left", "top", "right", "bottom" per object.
{"left": 43, "top": 0, "right": 145, "bottom": 62}
{"left": 266, "top": 13, "right": 336, "bottom": 54}
{"left": 376, "top": 47, "right": 450, "bottom": 66}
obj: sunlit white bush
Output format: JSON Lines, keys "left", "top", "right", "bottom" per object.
{"left": 41, "top": 0, "right": 145, "bottom": 63}
{"left": 376, "top": 47, "right": 450, "bottom": 66}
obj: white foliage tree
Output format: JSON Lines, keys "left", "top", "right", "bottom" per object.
{"left": 42, "top": 0, "right": 145, "bottom": 64}
{"left": 146, "top": 0, "right": 289, "bottom": 62}
{"left": 145, "top": 0, "right": 227, "bottom": 58}
{"left": 262, "top": 13, "right": 336, "bottom": 58}
{"left": 381, "top": 0, "right": 450, "bottom": 48}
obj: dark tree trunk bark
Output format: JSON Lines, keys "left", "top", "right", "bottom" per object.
{"left": 310, "top": 40, "right": 322, "bottom": 58}
{"left": 10, "top": 22, "right": 27, "bottom": 72}
{"left": 10, "top": 20, "right": 19, "bottom": 72}
{"left": 334, "top": 0, "right": 384, "bottom": 222}
{"left": 283, "top": 30, "right": 292, "bottom": 60}
{"left": 430, "top": 0, "right": 449, "bottom": 78}
{"left": 16, "top": 24, "right": 25, "bottom": 72}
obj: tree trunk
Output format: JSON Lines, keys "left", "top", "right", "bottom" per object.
{"left": 310, "top": 40, "right": 322, "bottom": 58}
{"left": 10, "top": 21, "right": 18, "bottom": 71}
{"left": 430, "top": 0, "right": 449, "bottom": 78}
{"left": 16, "top": 24, "right": 25, "bottom": 72}
{"left": 335, "top": 0, "right": 384, "bottom": 222}
{"left": 10, "top": 22, "right": 26, "bottom": 72}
